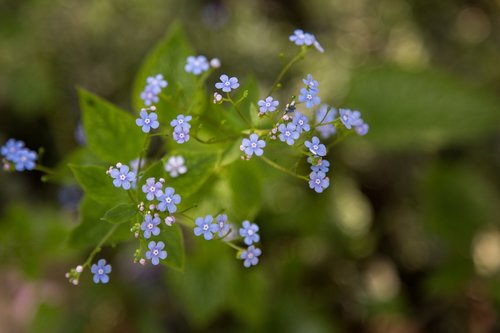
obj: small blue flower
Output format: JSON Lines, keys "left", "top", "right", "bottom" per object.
{"left": 170, "top": 114, "right": 192, "bottom": 131}
{"left": 157, "top": 187, "right": 181, "bottom": 213}
{"left": 136, "top": 110, "right": 159, "bottom": 133}
{"left": 109, "top": 165, "right": 136, "bottom": 190}
{"left": 308, "top": 157, "right": 330, "bottom": 173}
{"left": 240, "top": 245, "right": 262, "bottom": 268}
{"left": 173, "top": 127, "right": 190, "bottom": 144}
{"left": 339, "top": 108, "right": 362, "bottom": 130}
{"left": 303, "top": 74, "right": 319, "bottom": 91}
{"left": 289, "top": 29, "right": 316, "bottom": 46}
{"left": 146, "top": 241, "right": 167, "bottom": 265}
{"left": 140, "top": 86, "right": 159, "bottom": 106}
{"left": 309, "top": 171, "right": 330, "bottom": 193}
{"left": 278, "top": 123, "right": 300, "bottom": 146}
{"left": 315, "top": 105, "right": 337, "bottom": 139}
{"left": 355, "top": 122, "right": 369, "bottom": 136}
{"left": 141, "top": 213, "right": 161, "bottom": 239}
{"left": 240, "top": 134, "right": 265, "bottom": 157}
{"left": 1, "top": 139, "right": 25, "bottom": 161}
{"left": 298, "top": 88, "right": 321, "bottom": 108}
{"left": 215, "top": 74, "right": 239, "bottom": 92}
{"left": 257, "top": 96, "right": 279, "bottom": 114}
{"left": 141, "top": 177, "right": 163, "bottom": 201}
{"left": 13, "top": 149, "right": 37, "bottom": 171}
{"left": 292, "top": 111, "right": 310, "bottom": 133}
{"left": 91, "top": 259, "right": 111, "bottom": 284}
{"left": 239, "top": 221, "right": 260, "bottom": 246}
{"left": 215, "top": 214, "right": 230, "bottom": 237}
{"left": 194, "top": 215, "right": 218, "bottom": 240}
{"left": 185, "top": 55, "right": 210, "bottom": 75}
{"left": 146, "top": 74, "right": 168, "bottom": 94}
{"left": 165, "top": 156, "right": 187, "bottom": 178}
{"left": 305, "top": 136, "right": 327, "bottom": 157}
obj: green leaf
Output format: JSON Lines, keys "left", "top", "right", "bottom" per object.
{"left": 101, "top": 203, "right": 137, "bottom": 225}
{"left": 70, "top": 164, "right": 128, "bottom": 205}
{"left": 69, "top": 196, "right": 130, "bottom": 249}
{"left": 345, "top": 66, "right": 500, "bottom": 150}
{"left": 79, "top": 88, "right": 143, "bottom": 163}
{"left": 132, "top": 23, "right": 197, "bottom": 116}
{"left": 159, "top": 224, "right": 184, "bottom": 270}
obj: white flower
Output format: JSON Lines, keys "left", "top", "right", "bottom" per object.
{"left": 165, "top": 156, "right": 187, "bottom": 178}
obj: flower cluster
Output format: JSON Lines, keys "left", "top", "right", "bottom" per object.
{"left": 185, "top": 55, "right": 209, "bottom": 75}
{"left": 289, "top": 29, "right": 324, "bottom": 53}
{"left": 140, "top": 74, "right": 168, "bottom": 106}
{"left": 298, "top": 74, "right": 321, "bottom": 109}
{"left": 1, "top": 139, "right": 38, "bottom": 172}
{"left": 170, "top": 114, "right": 192, "bottom": 144}
{"left": 339, "top": 108, "right": 369, "bottom": 136}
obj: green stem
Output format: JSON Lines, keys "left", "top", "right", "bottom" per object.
{"left": 137, "top": 136, "right": 150, "bottom": 176}
{"left": 260, "top": 155, "right": 309, "bottom": 181}
{"left": 35, "top": 165, "right": 56, "bottom": 175}
{"left": 82, "top": 225, "right": 118, "bottom": 268}
{"left": 225, "top": 241, "right": 245, "bottom": 252}
{"left": 227, "top": 93, "right": 252, "bottom": 128}
{"left": 268, "top": 47, "right": 308, "bottom": 96}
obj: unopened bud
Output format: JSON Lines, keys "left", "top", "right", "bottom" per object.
{"left": 76, "top": 265, "right": 83, "bottom": 273}
{"left": 139, "top": 258, "right": 146, "bottom": 265}
{"left": 210, "top": 58, "right": 221, "bottom": 68}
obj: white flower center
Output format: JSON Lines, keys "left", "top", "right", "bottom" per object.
{"left": 307, "top": 94, "right": 312, "bottom": 100}
{"left": 299, "top": 120, "right": 304, "bottom": 125}
{"left": 247, "top": 229, "right": 254, "bottom": 236}
{"left": 150, "top": 186, "right": 155, "bottom": 192}
{"left": 98, "top": 268, "right": 104, "bottom": 275}
{"left": 153, "top": 249, "right": 159, "bottom": 256}
{"left": 247, "top": 252, "right": 254, "bottom": 259}
{"left": 144, "top": 118, "right": 150, "bottom": 124}
{"left": 266, "top": 102, "right": 270, "bottom": 107}
{"left": 251, "top": 142, "right": 257, "bottom": 148}
{"left": 203, "top": 224, "right": 209, "bottom": 231}
{"left": 315, "top": 179, "right": 321, "bottom": 185}
{"left": 166, "top": 197, "right": 172, "bottom": 204}
{"left": 219, "top": 222, "right": 224, "bottom": 228}
{"left": 285, "top": 131, "right": 290, "bottom": 136}
{"left": 120, "top": 174, "right": 126, "bottom": 180}
{"left": 148, "top": 223, "right": 153, "bottom": 230}
{"left": 225, "top": 81, "right": 230, "bottom": 86}
{"left": 313, "top": 145, "right": 318, "bottom": 151}
{"left": 178, "top": 119, "right": 183, "bottom": 124}
{"left": 179, "top": 133, "right": 184, "bottom": 138}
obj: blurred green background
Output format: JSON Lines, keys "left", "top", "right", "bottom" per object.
{"left": 1, "top": 0, "right": 500, "bottom": 332}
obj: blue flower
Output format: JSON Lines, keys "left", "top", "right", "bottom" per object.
{"left": 239, "top": 220, "right": 260, "bottom": 246}
{"left": 157, "top": 187, "right": 181, "bottom": 213}
{"left": 215, "top": 74, "right": 239, "bottom": 92}
{"left": 257, "top": 96, "right": 279, "bottom": 114}
{"left": 1, "top": 139, "right": 25, "bottom": 161}
{"left": 292, "top": 111, "right": 310, "bottom": 133}
{"left": 289, "top": 29, "right": 316, "bottom": 46}
{"left": 141, "top": 213, "right": 161, "bottom": 239}
{"left": 146, "top": 74, "right": 168, "bottom": 94}
{"left": 278, "top": 123, "right": 300, "bottom": 146}
{"left": 173, "top": 127, "right": 190, "bottom": 144}
{"left": 194, "top": 215, "right": 218, "bottom": 240}
{"left": 303, "top": 74, "right": 319, "bottom": 91}
{"left": 140, "top": 86, "right": 159, "bottom": 106}
{"left": 165, "top": 156, "right": 187, "bottom": 178}
{"left": 215, "top": 214, "right": 230, "bottom": 237}
{"left": 141, "top": 177, "right": 163, "bottom": 201}
{"left": 240, "top": 246, "right": 262, "bottom": 268}
{"left": 136, "top": 110, "right": 159, "bottom": 133}
{"left": 91, "top": 259, "right": 111, "bottom": 284}
{"left": 308, "top": 157, "right": 330, "bottom": 173}
{"left": 355, "top": 122, "right": 369, "bottom": 136}
{"left": 170, "top": 114, "right": 192, "bottom": 131}
{"left": 240, "top": 134, "right": 265, "bottom": 157}
{"left": 315, "top": 105, "right": 337, "bottom": 139}
{"left": 13, "top": 149, "right": 37, "bottom": 171}
{"left": 339, "top": 108, "right": 362, "bottom": 130}
{"left": 305, "top": 136, "right": 327, "bottom": 157}
{"left": 298, "top": 88, "right": 321, "bottom": 108}
{"left": 109, "top": 165, "right": 136, "bottom": 190}
{"left": 309, "top": 171, "right": 330, "bottom": 193}
{"left": 185, "top": 55, "right": 210, "bottom": 75}
{"left": 146, "top": 241, "right": 167, "bottom": 265}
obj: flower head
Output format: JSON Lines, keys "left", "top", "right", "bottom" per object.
{"left": 157, "top": 187, "right": 181, "bottom": 213}
{"left": 215, "top": 74, "right": 239, "bottom": 92}
{"left": 91, "top": 259, "right": 111, "bottom": 284}
{"left": 215, "top": 214, "right": 230, "bottom": 237}
{"left": 309, "top": 171, "right": 330, "bottom": 193}
{"left": 292, "top": 111, "right": 310, "bottom": 133}
{"left": 257, "top": 96, "right": 279, "bottom": 114}
{"left": 339, "top": 108, "right": 362, "bottom": 130}
{"left": 136, "top": 109, "right": 159, "bottom": 133}
{"left": 298, "top": 88, "right": 321, "bottom": 109}
{"left": 141, "top": 213, "right": 161, "bottom": 239}
{"left": 278, "top": 123, "right": 300, "bottom": 146}
{"left": 165, "top": 156, "right": 187, "bottom": 178}
{"left": 240, "top": 134, "right": 266, "bottom": 158}
{"left": 13, "top": 149, "right": 37, "bottom": 171}
{"left": 141, "top": 177, "right": 163, "bottom": 201}
{"left": 146, "top": 74, "right": 168, "bottom": 94}
{"left": 170, "top": 114, "right": 192, "bottom": 131}
{"left": 289, "top": 29, "right": 316, "bottom": 46}
{"left": 194, "top": 215, "right": 218, "bottom": 240}
{"left": 315, "top": 105, "right": 337, "bottom": 139}
{"left": 1, "top": 139, "right": 25, "bottom": 161}
{"left": 146, "top": 241, "right": 167, "bottom": 265}
{"left": 173, "top": 127, "right": 190, "bottom": 144}
{"left": 240, "top": 245, "right": 262, "bottom": 268}
{"left": 305, "top": 136, "right": 327, "bottom": 157}
{"left": 185, "top": 55, "right": 210, "bottom": 75}
{"left": 355, "top": 122, "right": 369, "bottom": 136}
{"left": 239, "top": 221, "right": 260, "bottom": 246}
{"left": 308, "top": 157, "right": 330, "bottom": 173}
{"left": 303, "top": 74, "right": 319, "bottom": 91}
{"left": 109, "top": 165, "right": 137, "bottom": 190}
{"left": 140, "top": 86, "right": 160, "bottom": 106}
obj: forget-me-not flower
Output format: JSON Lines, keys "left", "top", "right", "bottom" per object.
{"left": 136, "top": 110, "right": 159, "bottom": 133}
{"left": 109, "top": 165, "right": 136, "bottom": 190}
{"left": 240, "top": 134, "right": 266, "bottom": 157}
{"left": 292, "top": 111, "right": 310, "bottom": 133}
{"left": 240, "top": 245, "right": 262, "bottom": 268}
{"left": 308, "top": 156, "right": 330, "bottom": 173}
{"left": 278, "top": 123, "right": 300, "bottom": 146}
{"left": 215, "top": 214, "right": 230, "bottom": 237}
{"left": 289, "top": 29, "right": 316, "bottom": 46}
{"left": 298, "top": 88, "right": 321, "bottom": 108}
{"left": 146, "top": 241, "right": 167, "bottom": 265}
{"left": 157, "top": 187, "right": 181, "bottom": 213}
{"left": 303, "top": 74, "right": 319, "bottom": 91}
{"left": 194, "top": 215, "right": 218, "bottom": 240}
{"left": 305, "top": 136, "right": 327, "bottom": 157}
{"left": 140, "top": 86, "right": 159, "bottom": 106}
{"left": 257, "top": 96, "right": 279, "bottom": 114}
{"left": 173, "top": 127, "right": 190, "bottom": 144}
{"left": 239, "top": 221, "right": 260, "bottom": 246}
{"left": 91, "top": 259, "right": 111, "bottom": 284}
{"left": 170, "top": 114, "right": 192, "bottom": 131}
{"left": 1, "top": 139, "right": 25, "bottom": 161}
{"left": 165, "top": 156, "right": 187, "bottom": 178}
{"left": 185, "top": 55, "right": 210, "bottom": 75}
{"left": 146, "top": 74, "right": 168, "bottom": 94}
{"left": 141, "top": 177, "right": 163, "bottom": 201}
{"left": 215, "top": 74, "right": 239, "bottom": 92}
{"left": 141, "top": 214, "right": 161, "bottom": 239}
{"left": 315, "top": 105, "right": 337, "bottom": 139}
{"left": 309, "top": 171, "right": 330, "bottom": 193}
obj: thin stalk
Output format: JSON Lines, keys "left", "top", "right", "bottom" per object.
{"left": 268, "top": 47, "right": 308, "bottom": 96}
{"left": 82, "top": 225, "right": 118, "bottom": 268}
{"left": 260, "top": 155, "right": 309, "bottom": 181}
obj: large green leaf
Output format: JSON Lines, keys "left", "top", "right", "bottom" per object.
{"left": 159, "top": 224, "right": 184, "bottom": 270}
{"left": 101, "top": 203, "right": 137, "bottom": 225}
{"left": 79, "top": 89, "right": 143, "bottom": 163}
{"left": 131, "top": 23, "right": 197, "bottom": 118}
{"left": 344, "top": 66, "right": 500, "bottom": 150}
{"left": 70, "top": 164, "right": 128, "bottom": 205}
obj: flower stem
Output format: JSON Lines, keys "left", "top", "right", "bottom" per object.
{"left": 268, "top": 47, "right": 308, "bottom": 96}
{"left": 227, "top": 93, "right": 252, "bottom": 128}
{"left": 260, "top": 155, "right": 308, "bottom": 181}
{"left": 82, "top": 224, "right": 118, "bottom": 269}
{"left": 35, "top": 165, "right": 56, "bottom": 175}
